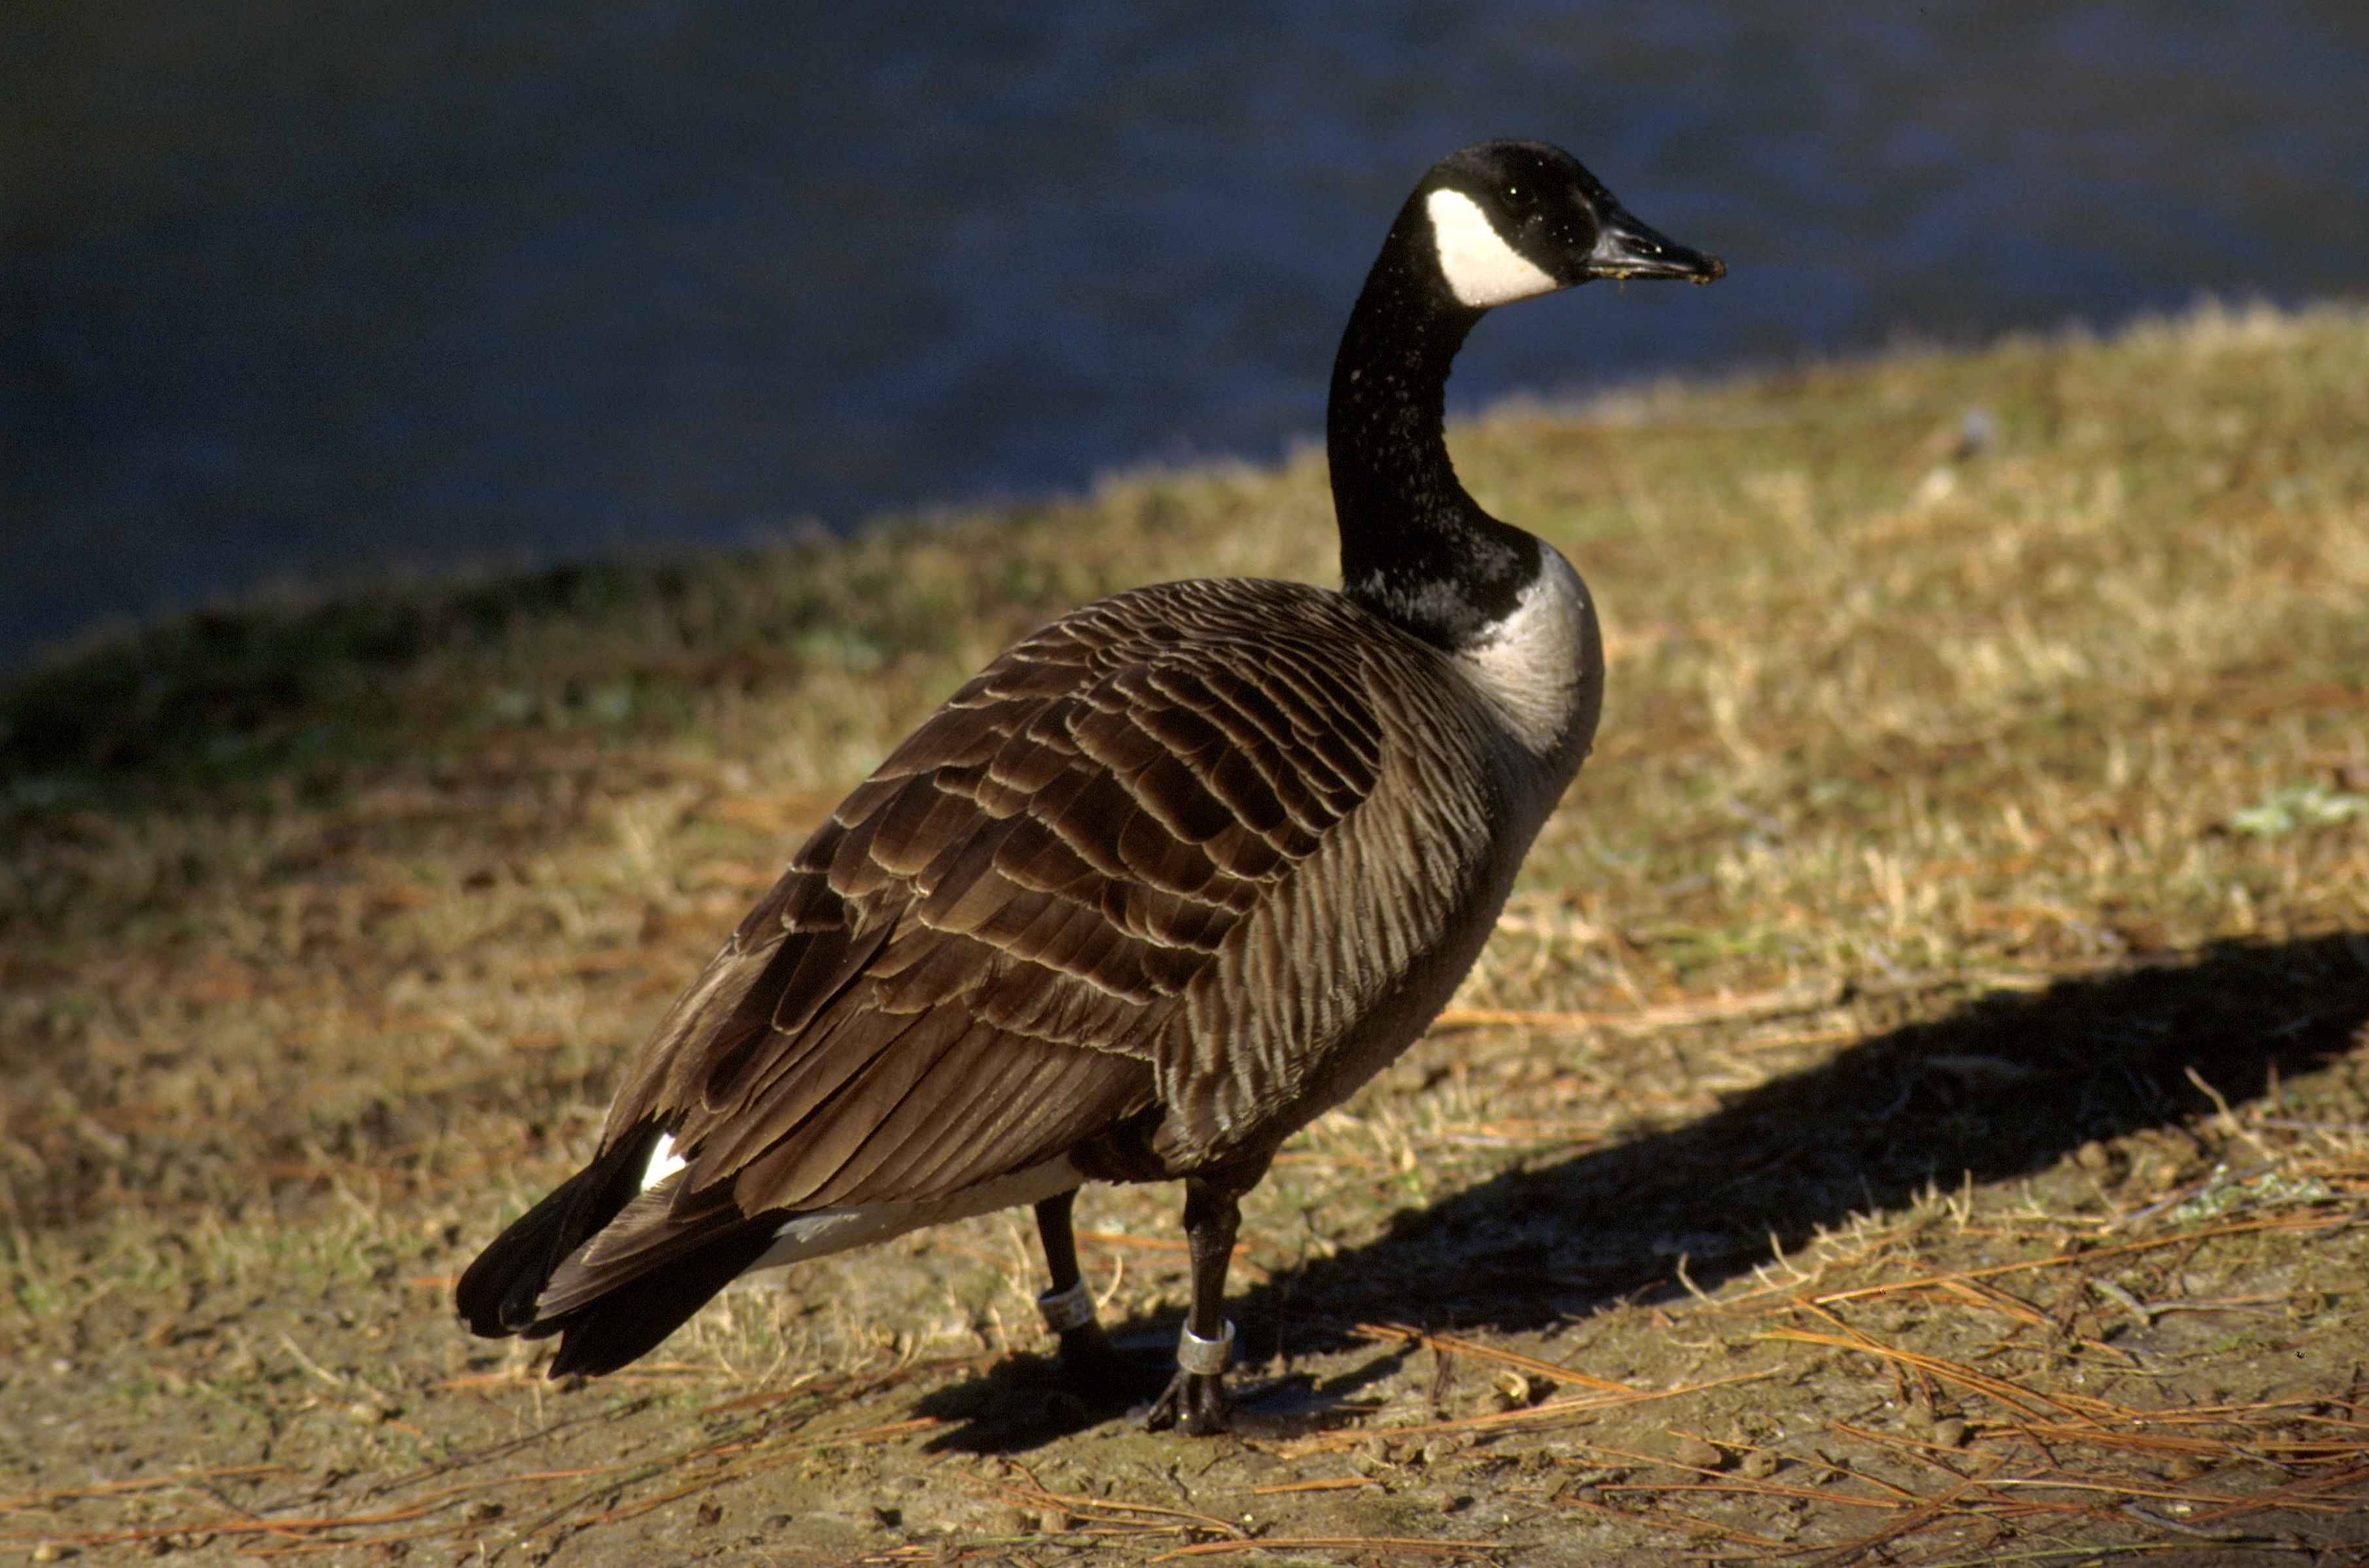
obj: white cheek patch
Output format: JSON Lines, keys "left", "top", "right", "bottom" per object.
{"left": 640, "top": 1131, "right": 689, "bottom": 1191}
{"left": 1427, "top": 188, "right": 1559, "bottom": 308}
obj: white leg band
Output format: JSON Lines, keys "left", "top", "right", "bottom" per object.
{"left": 1174, "top": 1318, "right": 1235, "bottom": 1376}
{"left": 1037, "top": 1279, "right": 1097, "bottom": 1334}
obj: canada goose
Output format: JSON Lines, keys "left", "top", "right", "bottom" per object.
{"left": 456, "top": 139, "right": 1722, "bottom": 1435}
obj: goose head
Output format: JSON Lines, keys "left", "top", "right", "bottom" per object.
{"left": 1327, "top": 141, "right": 1724, "bottom": 652}
{"left": 1413, "top": 139, "right": 1724, "bottom": 310}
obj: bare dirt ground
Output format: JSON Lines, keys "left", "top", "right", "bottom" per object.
{"left": 6, "top": 304, "right": 2368, "bottom": 1564}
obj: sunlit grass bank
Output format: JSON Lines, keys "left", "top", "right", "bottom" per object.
{"left": 3, "top": 301, "right": 2366, "bottom": 1562}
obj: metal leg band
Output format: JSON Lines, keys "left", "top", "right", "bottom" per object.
{"left": 1173, "top": 1318, "right": 1235, "bottom": 1376}
{"left": 1037, "top": 1279, "right": 1097, "bottom": 1334}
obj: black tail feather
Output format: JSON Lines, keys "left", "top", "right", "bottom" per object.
{"left": 543, "top": 1219, "right": 783, "bottom": 1377}
{"left": 454, "top": 1172, "right": 579, "bottom": 1336}
{"left": 454, "top": 1122, "right": 666, "bottom": 1338}
{"left": 455, "top": 1122, "right": 789, "bottom": 1378}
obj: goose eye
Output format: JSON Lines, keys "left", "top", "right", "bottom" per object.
{"left": 1500, "top": 184, "right": 1544, "bottom": 226}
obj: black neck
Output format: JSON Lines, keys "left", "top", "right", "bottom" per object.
{"left": 1327, "top": 230, "right": 1539, "bottom": 650}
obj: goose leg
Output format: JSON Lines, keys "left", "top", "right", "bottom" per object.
{"left": 1033, "top": 1189, "right": 1125, "bottom": 1378}
{"left": 1145, "top": 1167, "right": 1257, "bottom": 1435}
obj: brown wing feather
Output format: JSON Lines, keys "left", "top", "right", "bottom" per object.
{"left": 584, "top": 581, "right": 1391, "bottom": 1249}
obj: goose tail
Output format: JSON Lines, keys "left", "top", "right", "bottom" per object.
{"left": 454, "top": 1121, "right": 773, "bottom": 1376}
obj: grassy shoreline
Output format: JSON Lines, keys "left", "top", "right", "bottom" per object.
{"left": 5, "top": 301, "right": 2368, "bottom": 1563}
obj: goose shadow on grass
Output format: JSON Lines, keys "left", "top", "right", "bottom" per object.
{"left": 917, "top": 930, "right": 2369, "bottom": 1452}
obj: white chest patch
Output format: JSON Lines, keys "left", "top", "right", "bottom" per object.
{"left": 1427, "top": 188, "right": 1559, "bottom": 308}
{"left": 1454, "top": 546, "right": 1599, "bottom": 758}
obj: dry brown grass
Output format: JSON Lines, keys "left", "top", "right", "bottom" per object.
{"left": 4, "top": 300, "right": 2367, "bottom": 1563}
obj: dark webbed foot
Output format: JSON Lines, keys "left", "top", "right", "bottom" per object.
{"left": 1145, "top": 1368, "right": 1230, "bottom": 1434}
{"left": 1048, "top": 1315, "right": 1174, "bottom": 1405}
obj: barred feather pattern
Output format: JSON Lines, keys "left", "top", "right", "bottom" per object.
{"left": 530, "top": 574, "right": 1593, "bottom": 1319}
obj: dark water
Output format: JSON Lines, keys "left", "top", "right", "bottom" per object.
{"left": 7, "top": 3, "right": 2366, "bottom": 671}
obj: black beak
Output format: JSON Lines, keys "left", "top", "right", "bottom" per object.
{"left": 1586, "top": 206, "right": 1725, "bottom": 285}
